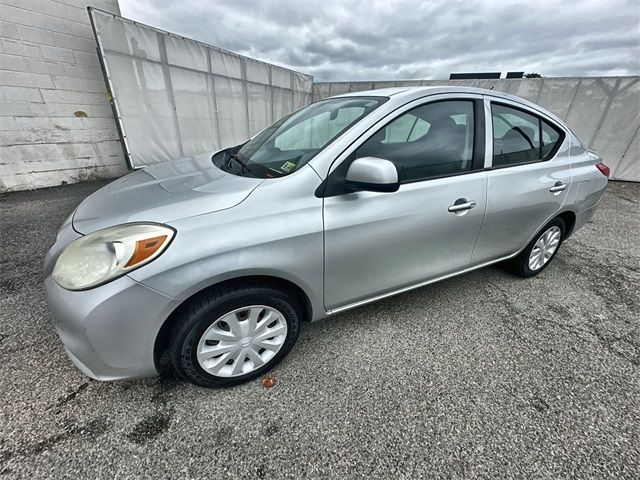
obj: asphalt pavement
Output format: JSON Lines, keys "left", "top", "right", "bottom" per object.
{"left": 0, "top": 180, "right": 638, "bottom": 479}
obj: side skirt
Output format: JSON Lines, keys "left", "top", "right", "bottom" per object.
{"left": 325, "top": 252, "right": 519, "bottom": 316}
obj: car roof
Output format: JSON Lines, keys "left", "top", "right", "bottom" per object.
{"left": 331, "top": 86, "right": 565, "bottom": 126}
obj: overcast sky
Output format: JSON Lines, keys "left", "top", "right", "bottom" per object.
{"left": 119, "top": 0, "right": 640, "bottom": 81}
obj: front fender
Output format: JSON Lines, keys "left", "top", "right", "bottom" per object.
{"left": 127, "top": 168, "right": 326, "bottom": 320}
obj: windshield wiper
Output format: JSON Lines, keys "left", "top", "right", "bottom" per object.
{"left": 226, "top": 153, "right": 253, "bottom": 175}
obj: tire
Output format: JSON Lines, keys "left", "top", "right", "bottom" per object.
{"left": 168, "top": 283, "right": 301, "bottom": 388}
{"left": 509, "top": 217, "right": 566, "bottom": 278}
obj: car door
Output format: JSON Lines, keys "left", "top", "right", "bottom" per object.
{"left": 471, "top": 98, "right": 572, "bottom": 264}
{"left": 323, "top": 96, "right": 488, "bottom": 311}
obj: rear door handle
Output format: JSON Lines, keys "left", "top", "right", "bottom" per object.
{"left": 448, "top": 200, "right": 477, "bottom": 212}
{"left": 549, "top": 182, "right": 567, "bottom": 192}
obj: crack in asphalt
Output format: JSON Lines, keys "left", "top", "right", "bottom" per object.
{"left": 54, "top": 382, "right": 90, "bottom": 408}
{"left": 608, "top": 190, "right": 640, "bottom": 204}
{"left": 0, "top": 417, "right": 109, "bottom": 473}
{"left": 487, "top": 249, "right": 639, "bottom": 367}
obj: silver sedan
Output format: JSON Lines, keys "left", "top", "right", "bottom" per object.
{"left": 44, "top": 86, "right": 608, "bottom": 387}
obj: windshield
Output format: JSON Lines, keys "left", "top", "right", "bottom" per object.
{"left": 213, "top": 97, "right": 387, "bottom": 178}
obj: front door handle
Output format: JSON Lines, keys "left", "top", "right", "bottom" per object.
{"left": 549, "top": 181, "right": 567, "bottom": 193}
{"left": 448, "top": 200, "right": 477, "bottom": 213}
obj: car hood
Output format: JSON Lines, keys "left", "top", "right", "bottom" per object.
{"left": 72, "top": 152, "right": 263, "bottom": 233}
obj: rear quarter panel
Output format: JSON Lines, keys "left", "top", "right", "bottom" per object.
{"left": 564, "top": 134, "right": 608, "bottom": 232}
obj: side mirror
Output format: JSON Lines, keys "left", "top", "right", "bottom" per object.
{"left": 345, "top": 157, "right": 400, "bottom": 193}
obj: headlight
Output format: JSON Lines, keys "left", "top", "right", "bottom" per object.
{"left": 53, "top": 223, "right": 175, "bottom": 290}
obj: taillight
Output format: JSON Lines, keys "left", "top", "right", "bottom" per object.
{"left": 596, "top": 163, "right": 610, "bottom": 178}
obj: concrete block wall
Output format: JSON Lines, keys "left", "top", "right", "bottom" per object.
{"left": 313, "top": 77, "right": 640, "bottom": 182}
{"left": 0, "top": 0, "right": 127, "bottom": 192}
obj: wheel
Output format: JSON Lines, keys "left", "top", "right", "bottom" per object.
{"left": 509, "top": 217, "right": 566, "bottom": 278}
{"left": 168, "top": 283, "right": 301, "bottom": 388}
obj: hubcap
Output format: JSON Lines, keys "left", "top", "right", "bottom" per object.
{"left": 528, "top": 226, "right": 561, "bottom": 271}
{"left": 196, "top": 305, "right": 288, "bottom": 378}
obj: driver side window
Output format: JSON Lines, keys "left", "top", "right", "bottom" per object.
{"left": 380, "top": 114, "right": 430, "bottom": 144}
{"left": 355, "top": 100, "right": 476, "bottom": 182}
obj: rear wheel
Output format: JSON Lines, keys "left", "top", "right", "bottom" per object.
{"left": 509, "top": 217, "right": 566, "bottom": 278}
{"left": 168, "top": 284, "right": 301, "bottom": 388}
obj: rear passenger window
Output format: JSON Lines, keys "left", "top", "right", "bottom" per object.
{"left": 356, "top": 100, "right": 476, "bottom": 182}
{"left": 492, "top": 104, "right": 564, "bottom": 167}
{"left": 541, "top": 119, "right": 562, "bottom": 158}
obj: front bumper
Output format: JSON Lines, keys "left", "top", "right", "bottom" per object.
{"left": 44, "top": 227, "right": 180, "bottom": 381}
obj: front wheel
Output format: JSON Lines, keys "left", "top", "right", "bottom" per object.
{"left": 168, "top": 284, "right": 301, "bottom": 388}
{"left": 509, "top": 217, "right": 566, "bottom": 278}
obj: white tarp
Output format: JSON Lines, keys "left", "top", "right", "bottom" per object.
{"left": 90, "top": 8, "right": 313, "bottom": 168}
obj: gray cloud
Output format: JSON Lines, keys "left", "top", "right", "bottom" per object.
{"left": 120, "top": 0, "right": 640, "bottom": 81}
